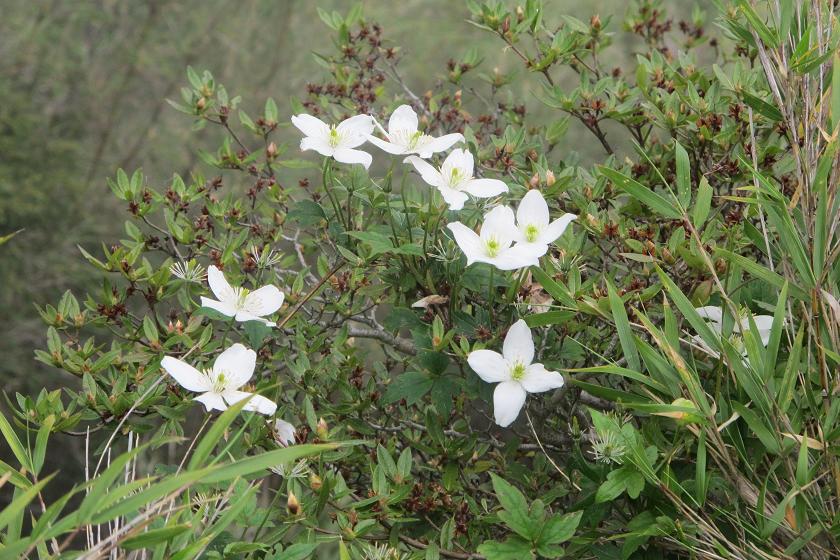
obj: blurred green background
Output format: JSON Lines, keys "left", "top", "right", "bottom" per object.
{"left": 0, "top": 0, "right": 704, "bottom": 392}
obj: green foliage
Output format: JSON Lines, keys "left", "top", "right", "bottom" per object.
{"left": 4, "top": 1, "right": 840, "bottom": 558}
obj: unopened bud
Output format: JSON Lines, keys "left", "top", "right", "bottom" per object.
{"left": 529, "top": 173, "right": 540, "bottom": 188}
{"left": 501, "top": 16, "right": 510, "bottom": 33}
{"left": 545, "top": 170, "right": 556, "bottom": 186}
{"left": 316, "top": 417, "right": 329, "bottom": 440}
{"left": 583, "top": 185, "right": 593, "bottom": 199}
{"left": 196, "top": 97, "right": 206, "bottom": 110}
{"left": 287, "top": 491, "right": 300, "bottom": 515}
{"left": 266, "top": 141, "right": 277, "bottom": 159}
{"left": 310, "top": 474, "right": 323, "bottom": 491}
{"left": 662, "top": 247, "right": 675, "bottom": 264}
{"left": 715, "top": 258, "right": 727, "bottom": 274}
{"left": 591, "top": 14, "right": 601, "bottom": 30}
{"left": 515, "top": 5, "right": 524, "bottom": 22}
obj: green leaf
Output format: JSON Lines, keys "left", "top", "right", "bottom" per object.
{"left": 692, "top": 176, "right": 713, "bottom": 227}
{"left": 530, "top": 266, "right": 576, "bottom": 307}
{"left": 0, "top": 475, "right": 52, "bottom": 532}
{"left": 538, "top": 510, "right": 582, "bottom": 545}
{"left": 674, "top": 141, "right": 691, "bottom": 208}
{"left": 188, "top": 398, "right": 252, "bottom": 470}
{"left": 741, "top": 91, "right": 783, "bottom": 121}
{"left": 477, "top": 537, "right": 534, "bottom": 560}
{"left": 598, "top": 166, "right": 681, "bottom": 219}
{"left": 0, "top": 229, "right": 23, "bottom": 247}
{"left": 596, "top": 467, "right": 636, "bottom": 503}
{"left": 490, "top": 474, "right": 535, "bottom": 540}
{"left": 732, "top": 401, "right": 781, "bottom": 454}
{"left": 607, "top": 279, "right": 640, "bottom": 373}
{"left": 0, "top": 409, "right": 31, "bottom": 472}
{"left": 737, "top": 0, "right": 780, "bottom": 47}
{"left": 276, "top": 543, "right": 321, "bottom": 560}
{"left": 382, "top": 371, "right": 434, "bottom": 406}
{"left": 121, "top": 524, "right": 192, "bottom": 550}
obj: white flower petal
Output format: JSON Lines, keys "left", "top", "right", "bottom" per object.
{"left": 447, "top": 222, "right": 483, "bottom": 266}
{"left": 405, "top": 156, "right": 444, "bottom": 188}
{"left": 274, "top": 419, "right": 297, "bottom": 445}
{"left": 333, "top": 147, "right": 373, "bottom": 169}
{"left": 539, "top": 213, "right": 577, "bottom": 245}
{"left": 516, "top": 189, "right": 550, "bottom": 229}
{"left": 503, "top": 319, "right": 535, "bottom": 365}
{"left": 300, "top": 136, "right": 335, "bottom": 157}
{"left": 366, "top": 134, "right": 407, "bottom": 155}
{"left": 388, "top": 104, "right": 419, "bottom": 134}
{"left": 493, "top": 380, "right": 527, "bottom": 427}
{"left": 443, "top": 148, "right": 474, "bottom": 175}
{"left": 438, "top": 186, "right": 469, "bottom": 210}
{"left": 207, "top": 265, "right": 236, "bottom": 304}
{"left": 481, "top": 206, "right": 518, "bottom": 244}
{"left": 484, "top": 248, "right": 542, "bottom": 270}
{"left": 244, "top": 285, "right": 285, "bottom": 317}
{"left": 336, "top": 114, "right": 375, "bottom": 145}
{"left": 416, "top": 133, "right": 464, "bottom": 158}
{"left": 743, "top": 314, "right": 775, "bottom": 346}
{"left": 224, "top": 390, "right": 277, "bottom": 416}
{"left": 520, "top": 363, "right": 565, "bottom": 393}
{"left": 195, "top": 392, "right": 227, "bottom": 412}
{"left": 695, "top": 306, "right": 723, "bottom": 324}
{"left": 291, "top": 114, "right": 330, "bottom": 138}
{"left": 467, "top": 350, "right": 510, "bottom": 383}
{"left": 200, "top": 296, "right": 237, "bottom": 318}
{"left": 213, "top": 343, "right": 256, "bottom": 390}
{"left": 235, "top": 311, "right": 276, "bottom": 326}
{"left": 161, "top": 356, "right": 210, "bottom": 392}
{"left": 461, "top": 178, "right": 508, "bottom": 198}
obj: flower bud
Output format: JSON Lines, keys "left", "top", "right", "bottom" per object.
{"left": 715, "top": 258, "right": 727, "bottom": 274}
{"left": 583, "top": 185, "right": 593, "bottom": 200}
{"left": 196, "top": 97, "right": 206, "bottom": 111}
{"left": 310, "top": 474, "right": 323, "bottom": 491}
{"left": 287, "top": 491, "right": 300, "bottom": 515}
{"left": 662, "top": 247, "right": 675, "bottom": 264}
{"left": 529, "top": 173, "right": 540, "bottom": 188}
{"left": 266, "top": 141, "right": 278, "bottom": 159}
{"left": 316, "top": 417, "right": 329, "bottom": 440}
{"left": 545, "top": 170, "right": 556, "bottom": 186}
{"left": 515, "top": 5, "right": 524, "bottom": 22}
{"left": 590, "top": 14, "right": 601, "bottom": 30}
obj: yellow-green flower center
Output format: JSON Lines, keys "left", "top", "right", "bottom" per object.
{"left": 511, "top": 362, "right": 527, "bottom": 381}
{"left": 485, "top": 238, "right": 500, "bottom": 257}
{"left": 232, "top": 287, "right": 250, "bottom": 309}
{"left": 525, "top": 224, "right": 540, "bottom": 243}
{"left": 328, "top": 127, "right": 341, "bottom": 148}
{"left": 210, "top": 371, "right": 227, "bottom": 393}
{"left": 449, "top": 167, "right": 464, "bottom": 186}
{"left": 409, "top": 130, "right": 424, "bottom": 149}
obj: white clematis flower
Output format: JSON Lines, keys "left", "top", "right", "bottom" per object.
{"left": 368, "top": 104, "right": 463, "bottom": 158}
{"left": 405, "top": 149, "right": 508, "bottom": 210}
{"left": 467, "top": 319, "right": 565, "bottom": 427}
{"left": 514, "top": 190, "right": 577, "bottom": 255}
{"left": 161, "top": 343, "right": 277, "bottom": 415}
{"left": 693, "top": 305, "right": 775, "bottom": 361}
{"left": 201, "top": 265, "right": 284, "bottom": 326}
{"left": 273, "top": 419, "right": 297, "bottom": 446}
{"left": 447, "top": 206, "right": 543, "bottom": 270}
{"left": 291, "top": 113, "right": 375, "bottom": 169}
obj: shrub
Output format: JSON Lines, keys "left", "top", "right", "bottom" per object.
{"left": 3, "top": 1, "right": 840, "bottom": 558}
